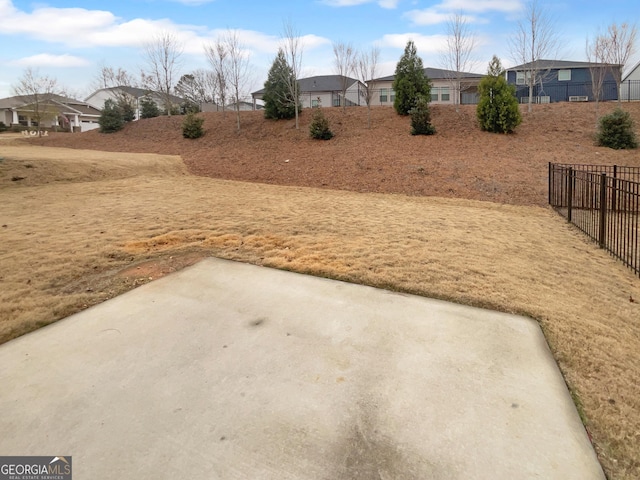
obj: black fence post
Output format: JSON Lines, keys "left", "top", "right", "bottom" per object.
{"left": 612, "top": 165, "right": 618, "bottom": 212}
{"left": 599, "top": 173, "right": 607, "bottom": 248}
{"left": 548, "top": 162, "right": 552, "bottom": 205}
{"left": 567, "top": 168, "right": 574, "bottom": 221}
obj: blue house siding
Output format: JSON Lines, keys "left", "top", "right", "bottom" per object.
{"left": 506, "top": 67, "right": 618, "bottom": 102}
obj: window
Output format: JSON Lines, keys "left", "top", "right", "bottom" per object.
{"left": 333, "top": 96, "right": 341, "bottom": 107}
{"left": 311, "top": 99, "right": 319, "bottom": 108}
{"left": 431, "top": 87, "right": 451, "bottom": 102}
{"left": 379, "top": 88, "right": 388, "bottom": 103}
{"left": 516, "top": 71, "right": 525, "bottom": 85}
{"left": 558, "top": 69, "right": 571, "bottom": 81}
{"left": 390, "top": 89, "right": 395, "bottom": 102}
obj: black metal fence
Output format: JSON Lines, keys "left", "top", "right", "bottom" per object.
{"left": 549, "top": 163, "right": 640, "bottom": 276}
{"left": 515, "top": 80, "right": 640, "bottom": 103}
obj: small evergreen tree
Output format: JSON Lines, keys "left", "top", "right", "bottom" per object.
{"left": 181, "top": 101, "right": 200, "bottom": 114}
{"left": 476, "top": 56, "right": 522, "bottom": 134}
{"left": 392, "top": 40, "right": 431, "bottom": 115}
{"left": 597, "top": 108, "right": 638, "bottom": 149}
{"left": 140, "top": 97, "right": 160, "bottom": 119}
{"left": 182, "top": 113, "right": 204, "bottom": 139}
{"left": 263, "top": 49, "right": 300, "bottom": 120}
{"left": 0, "top": 122, "right": 7, "bottom": 133}
{"left": 309, "top": 108, "right": 333, "bottom": 140}
{"left": 118, "top": 101, "right": 136, "bottom": 122}
{"left": 410, "top": 95, "right": 436, "bottom": 135}
{"left": 98, "top": 99, "right": 124, "bottom": 133}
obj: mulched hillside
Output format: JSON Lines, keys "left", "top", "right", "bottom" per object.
{"left": 32, "top": 102, "right": 640, "bottom": 206}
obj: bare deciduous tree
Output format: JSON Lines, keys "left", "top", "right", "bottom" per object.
{"left": 441, "top": 12, "right": 477, "bottom": 112}
{"left": 221, "top": 30, "right": 251, "bottom": 131}
{"left": 92, "top": 63, "right": 139, "bottom": 114}
{"left": 356, "top": 45, "right": 380, "bottom": 128}
{"left": 509, "top": 0, "right": 559, "bottom": 113}
{"left": 606, "top": 22, "right": 637, "bottom": 104}
{"left": 143, "top": 32, "right": 184, "bottom": 116}
{"left": 204, "top": 40, "right": 230, "bottom": 115}
{"left": 12, "top": 67, "right": 62, "bottom": 135}
{"left": 175, "top": 69, "right": 217, "bottom": 109}
{"left": 281, "top": 20, "right": 303, "bottom": 129}
{"left": 586, "top": 33, "right": 611, "bottom": 122}
{"left": 333, "top": 41, "right": 356, "bottom": 112}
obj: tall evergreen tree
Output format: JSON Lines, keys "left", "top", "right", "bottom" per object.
{"left": 263, "top": 49, "right": 299, "bottom": 120}
{"left": 476, "top": 56, "right": 521, "bottom": 134}
{"left": 99, "top": 99, "right": 124, "bottom": 133}
{"left": 392, "top": 40, "right": 431, "bottom": 115}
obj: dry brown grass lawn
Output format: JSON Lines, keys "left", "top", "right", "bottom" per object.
{"left": 1, "top": 143, "right": 639, "bottom": 478}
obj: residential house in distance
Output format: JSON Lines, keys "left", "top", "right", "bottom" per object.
{"left": 251, "top": 75, "right": 365, "bottom": 109}
{"left": 506, "top": 60, "right": 620, "bottom": 103}
{"left": 225, "top": 100, "right": 261, "bottom": 111}
{"left": 367, "top": 68, "right": 484, "bottom": 107}
{"left": 0, "top": 94, "right": 101, "bottom": 132}
{"left": 621, "top": 60, "right": 640, "bottom": 101}
{"left": 85, "top": 86, "right": 185, "bottom": 118}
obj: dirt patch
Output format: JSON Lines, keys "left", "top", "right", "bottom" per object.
{"left": 117, "top": 252, "right": 206, "bottom": 281}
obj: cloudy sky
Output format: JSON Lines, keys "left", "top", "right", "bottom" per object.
{"left": 0, "top": 0, "right": 638, "bottom": 100}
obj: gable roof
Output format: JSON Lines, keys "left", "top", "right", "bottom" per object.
{"left": 369, "top": 67, "right": 483, "bottom": 83}
{"left": 0, "top": 93, "right": 101, "bottom": 115}
{"left": 86, "top": 86, "right": 185, "bottom": 104}
{"left": 622, "top": 59, "right": 640, "bottom": 82}
{"left": 507, "top": 59, "right": 622, "bottom": 71}
{"left": 252, "top": 75, "right": 361, "bottom": 95}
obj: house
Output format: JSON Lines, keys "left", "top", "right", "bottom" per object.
{"left": 506, "top": 60, "right": 620, "bottom": 103}
{"left": 367, "top": 68, "right": 484, "bottom": 107}
{"left": 85, "top": 86, "right": 185, "bottom": 118}
{"left": 0, "top": 94, "right": 101, "bottom": 132}
{"left": 621, "top": 60, "right": 640, "bottom": 101}
{"left": 251, "top": 75, "right": 365, "bottom": 109}
{"left": 225, "top": 100, "right": 261, "bottom": 111}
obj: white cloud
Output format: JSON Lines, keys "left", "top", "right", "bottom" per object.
{"left": 406, "top": 9, "right": 446, "bottom": 26}
{"left": 0, "top": 1, "right": 329, "bottom": 59}
{"left": 322, "top": 0, "right": 400, "bottom": 8}
{"left": 379, "top": 33, "right": 449, "bottom": 54}
{"left": 10, "top": 53, "right": 90, "bottom": 67}
{"left": 405, "top": 0, "right": 522, "bottom": 26}
{"left": 438, "top": 0, "right": 523, "bottom": 13}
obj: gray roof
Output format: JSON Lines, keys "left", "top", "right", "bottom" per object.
{"left": 86, "top": 86, "right": 185, "bottom": 104}
{"left": 370, "top": 67, "right": 483, "bottom": 83}
{"left": 507, "top": 59, "right": 621, "bottom": 71}
{"left": 0, "top": 93, "right": 101, "bottom": 115}
{"left": 252, "top": 75, "right": 360, "bottom": 96}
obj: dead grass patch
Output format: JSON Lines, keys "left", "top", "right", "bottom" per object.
{"left": 0, "top": 146, "right": 639, "bottom": 479}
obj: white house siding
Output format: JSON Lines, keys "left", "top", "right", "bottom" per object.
{"left": 80, "top": 120, "right": 100, "bottom": 132}
{"left": 621, "top": 62, "right": 640, "bottom": 101}
{"left": 345, "top": 82, "right": 362, "bottom": 106}
{"left": 300, "top": 92, "right": 334, "bottom": 108}
{"left": 85, "top": 91, "right": 113, "bottom": 110}
{"left": 368, "top": 79, "right": 457, "bottom": 106}
{"left": 368, "top": 81, "right": 394, "bottom": 107}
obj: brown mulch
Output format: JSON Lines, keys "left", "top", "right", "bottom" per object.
{"left": 26, "top": 102, "right": 640, "bottom": 206}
